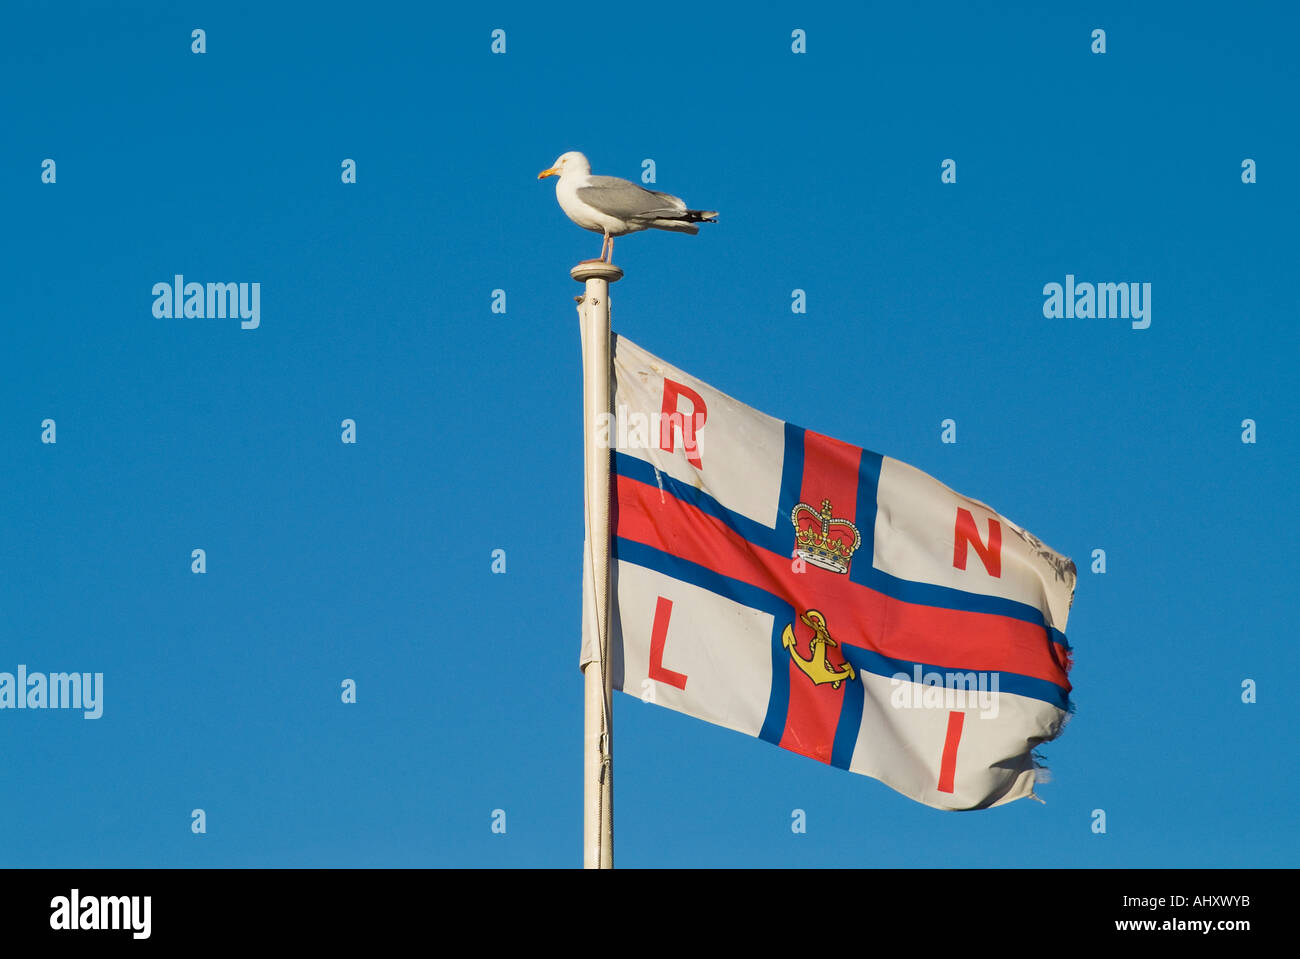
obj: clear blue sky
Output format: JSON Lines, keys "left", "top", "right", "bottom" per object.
{"left": 2, "top": 1, "right": 1295, "bottom": 867}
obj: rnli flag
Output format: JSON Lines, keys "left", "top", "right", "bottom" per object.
{"left": 590, "top": 335, "right": 1077, "bottom": 810}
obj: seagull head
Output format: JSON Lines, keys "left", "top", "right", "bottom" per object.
{"left": 537, "top": 151, "right": 590, "bottom": 180}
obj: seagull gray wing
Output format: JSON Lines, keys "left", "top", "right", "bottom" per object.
{"left": 577, "top": 176, "right": 687, "bottom": 220}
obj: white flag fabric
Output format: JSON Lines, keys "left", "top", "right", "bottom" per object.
{"left": 589, "top": 335, "right": 1076, "bottom": 810}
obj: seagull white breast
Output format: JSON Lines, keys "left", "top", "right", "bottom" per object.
{"left": 555, "top": 172, "right": 629, "bottom": 236}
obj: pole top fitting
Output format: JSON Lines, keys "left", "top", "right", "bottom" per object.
{"left": 571, "top": 261, "right": 624, "bottom": 284}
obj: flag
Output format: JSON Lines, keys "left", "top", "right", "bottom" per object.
{"left": 586, "top": 334, "right": 1077, "bottom": 810}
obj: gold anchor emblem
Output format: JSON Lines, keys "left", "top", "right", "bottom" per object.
{"left": 782, "top": 610, "right": 857, "bottom": 689}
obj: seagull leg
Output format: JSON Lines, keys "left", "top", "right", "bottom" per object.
{"left": 581, "top": 232, "right": 611, "bottom": 265}
{"left": 606, "top": 235, "right": 615, "bottom": 264}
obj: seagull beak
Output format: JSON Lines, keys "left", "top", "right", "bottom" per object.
{"left": 537, "top": 167, "right": 559, "bottom": 179}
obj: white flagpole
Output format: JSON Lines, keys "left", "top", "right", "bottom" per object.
{"left": 574, "top": 259, "right": 621, "bottom": 869}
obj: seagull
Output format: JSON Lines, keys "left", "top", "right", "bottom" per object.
{"left": 538, "top": 151, "right": 717, "bottom": 264}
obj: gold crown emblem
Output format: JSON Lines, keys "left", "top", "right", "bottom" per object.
{"left": 791, "top": 499, "right": 861, "bottom": 574}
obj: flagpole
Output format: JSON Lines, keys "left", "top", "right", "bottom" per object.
{"left": 574, "top": 259, "right": 621, "bottom": 869}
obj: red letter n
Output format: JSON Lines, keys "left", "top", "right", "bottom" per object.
{"left": 660, "top": 379, "right": 708, "bottom": 469}
{"left": 953, "top": 507, "right": 1001, "bottom": 578}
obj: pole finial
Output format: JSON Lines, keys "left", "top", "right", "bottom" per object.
{"left": 571, "top": 261, "right": 624, "bottom": 284}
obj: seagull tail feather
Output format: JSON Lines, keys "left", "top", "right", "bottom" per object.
{"left": 646, "top": 209, "right": 718, "bottom": 234}
{"left": 648, "top": 220, "right": 700, "bottom": 235}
